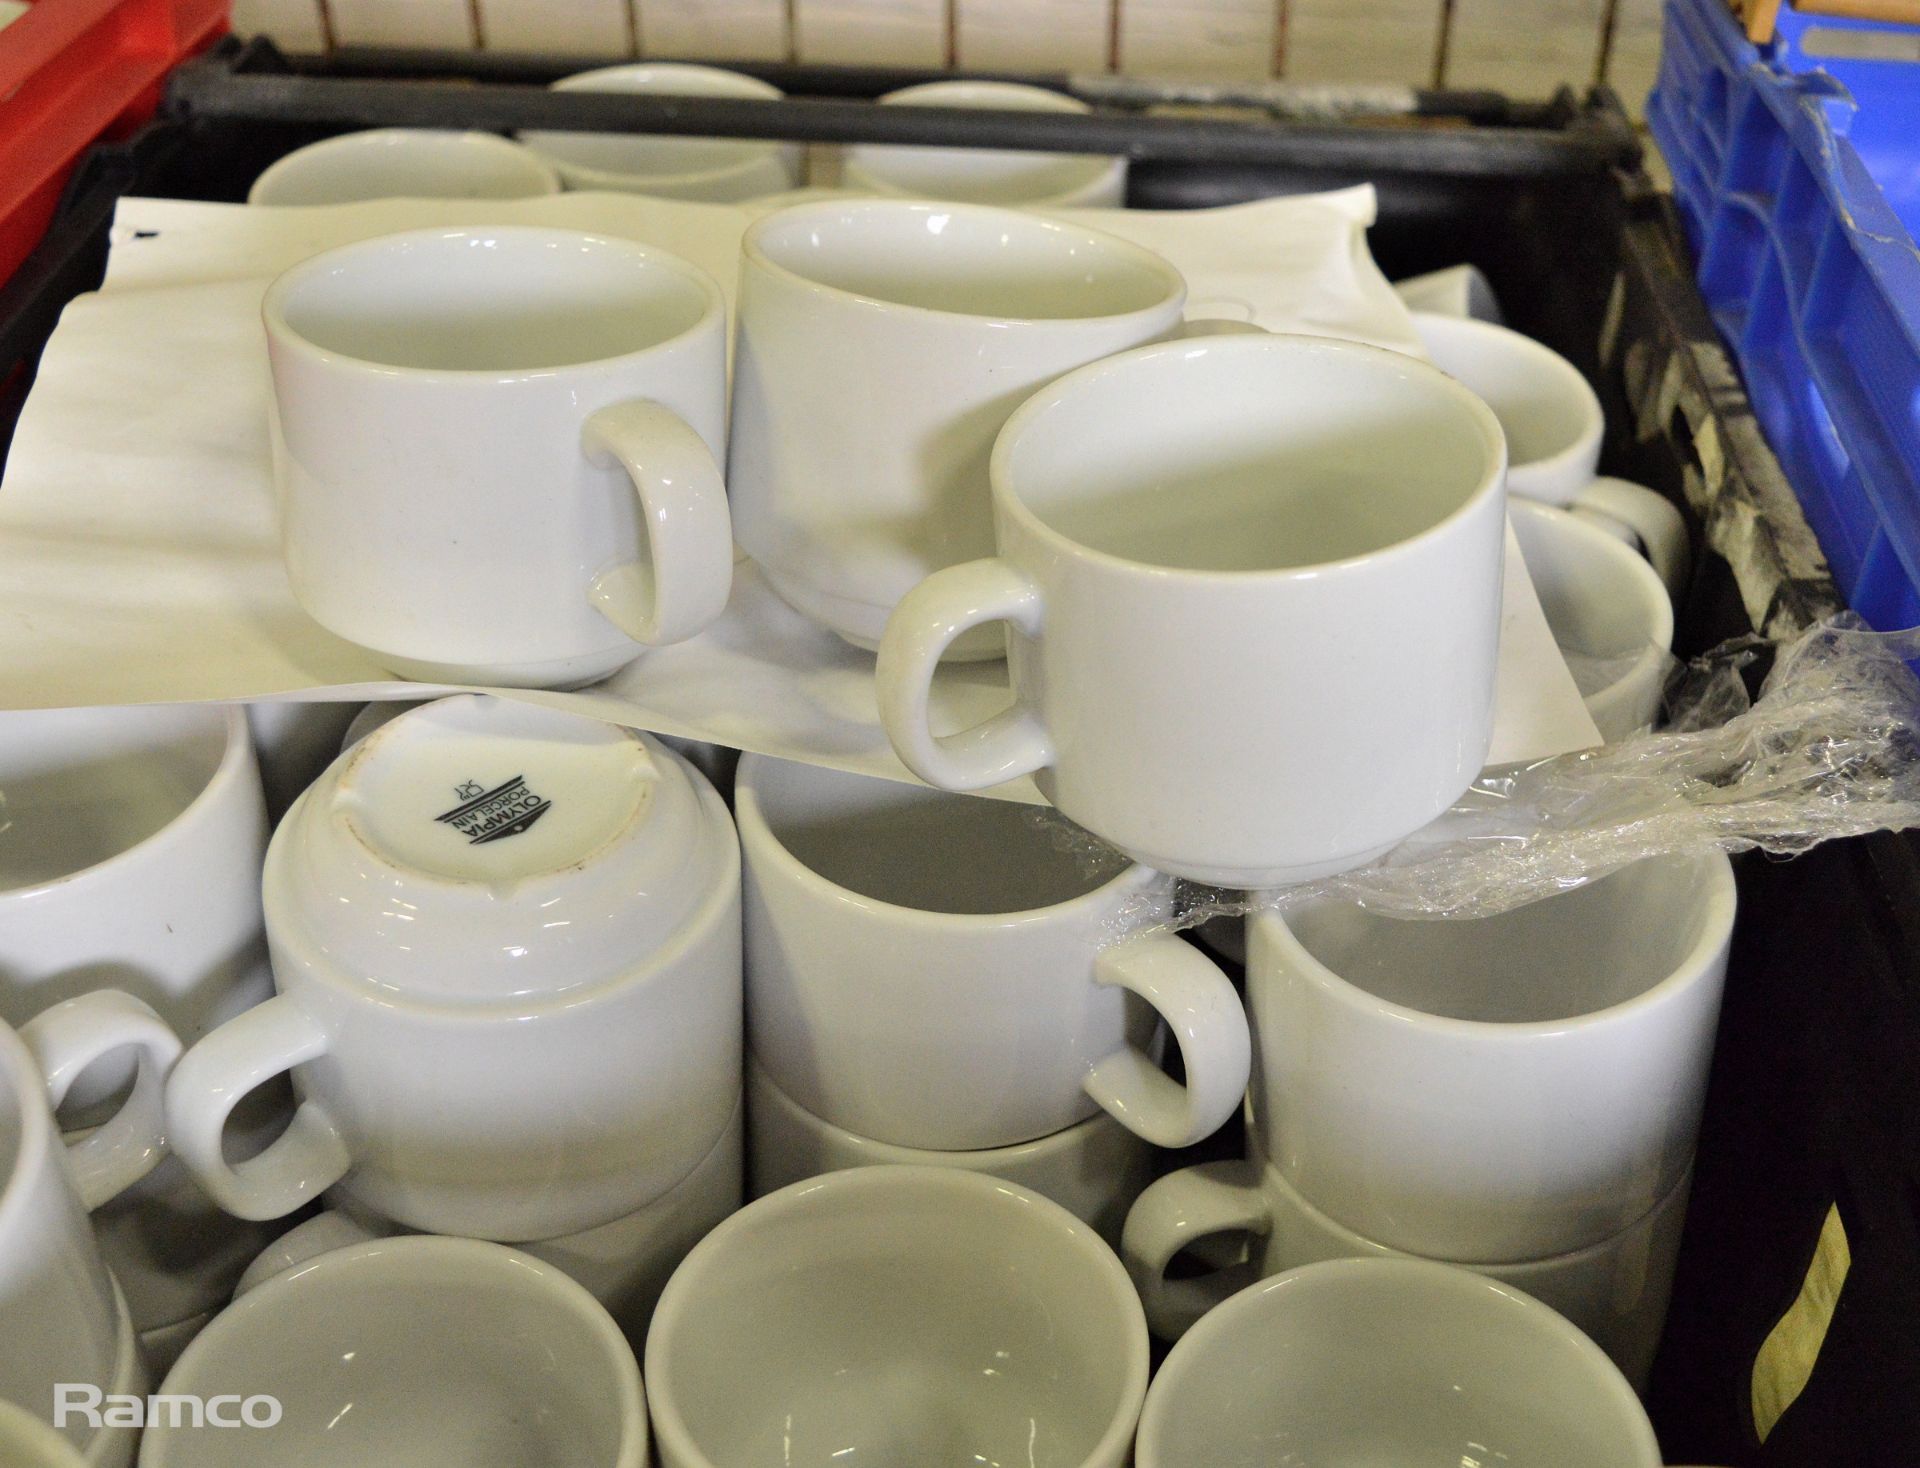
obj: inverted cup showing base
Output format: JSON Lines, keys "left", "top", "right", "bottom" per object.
{"left": 747, "top": 1057, "right": 1153, "bottom": 1247}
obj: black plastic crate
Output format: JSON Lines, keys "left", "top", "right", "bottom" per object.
{"left": 0, "top": 43, "right": 1914, "bottom": 1467}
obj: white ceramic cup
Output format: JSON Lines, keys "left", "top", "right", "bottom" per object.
{"left": 728, "top": 198, "right": 1193, "bottom": 657}
{"left": 1134, "top": 1257, "right": 1662, "bottom": 1468}
{"left": 1249, "top": 852, "right": 1736, "bottom": 1261}
{"left": 1512, "top": 497, "right": 1674, "bottom": 742}
{"left": 140, "top": 1236, "right": 647, "bottom": 1468}
{"left": 164, "top": 696, "right": 742, "bottom": 1240}
{"left": 0, "top": 705, "right": 268, "bottom": 1113}
{"left": 842, "top": 81, "right": 1126, "bottom": 207}
{"left": 878, "top": 332, "right": 1508, "bottom": 886}
{"left": 1123, "top": 1137, "right": 1690, "bottom": 1386}
{"left": 646, "top": 1165, "right": 1148, "bottom": 1468}
{"left": 745, "top": 1055, "right": 1152, "bottom": 1246}
{"left": 247, "top": 128, "right": 562, "bottom": 206}
{"left": 1412, "top": 310, "right": 1691, "bottom": 596}
{"left": 0, "top": 1400, "right": 89, "bottom": 1468}
{"left": 2, "top": 1004, "right": 177, "bottom": 1460}
{"left": 521, "top": 63, "right": 803, "bottom": 200}
{"left": 238, "top": 1090, "right": 743, "bottom": 1347}
{"left": 737, "top": 754, "right": 1247, "bottom": 1150}
{"left": 265, "top": 225, "right": 734, "bottom": 689}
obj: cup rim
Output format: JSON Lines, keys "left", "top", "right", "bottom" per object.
{"left": 526, "top": 65, "right": 793, "bottom": 190}
{"left": 260, "top": 226, "right": 727, "bottom": 384}
{"left": 0, "top": 704, "right": 250, "bottom": 902}
{"left": 1251, "top": 851, "right": 1738, "bottom": 1038}
{"left": 246, "top": 129, "right": 563, "bottom": 207}
{"left": 1135, "top": 1256, "right": 1659, "bottom": 1468}
{"left": 989, "top": 332, "right": 1509, "bottom": 582}
{"left": 644, "top": 1164, "right": 1150, "bottom": 1468}
{"left": 147, "top": 1236, "right": 647, "bottom": 1467}
{"left": 739, "top": 198, "right": 1186, "bottom": 328}
{"left": 734, "top": 752, "right": 1159, "bottom": 928}
{"left": 1411, "top": 310, "right": 1604, "bottom": 500}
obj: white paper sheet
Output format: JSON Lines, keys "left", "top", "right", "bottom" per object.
{"left": 0, "top": 188, "right": 1600, "bottom": 802}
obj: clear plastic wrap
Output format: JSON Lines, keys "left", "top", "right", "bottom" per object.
{"left": 1053, "top": 613, "right": 1920, "bottom": 938}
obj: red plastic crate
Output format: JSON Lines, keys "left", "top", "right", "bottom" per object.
{"left": 0, "top": 0, "right": 229, "bottom": 288}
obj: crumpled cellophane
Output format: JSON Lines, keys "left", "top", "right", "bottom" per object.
{"left": 1042, "top": 613, "right": 1920, "bottom": 941}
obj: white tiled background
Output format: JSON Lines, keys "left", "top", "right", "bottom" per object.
{"left": 231, "top": 0, "right": 1667, "bottom": 111}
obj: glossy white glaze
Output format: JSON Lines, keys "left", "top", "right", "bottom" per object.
{"left": 1247, "top": 853, "right": 1736, "bottom": 1260}
{"left": 744, "top": 1056, "right": 1151, "bottom": 1246}
{"left": 646, "top": 1166, "right": 1148, "bottom": 1468}
{"left": 729, "top": 199, "right": 1188, "bottom": 655}
{"left": 164, "top": 697, "right": 742, "bottom": 1240}
{"left": 738, "top": 754, "right": 1245, "bottom": 1149}
{"left": 879, "top": 332, "right": 1508, "bottom": 886}
{"left": 1134, "top": 1258, "right": 1661, "bottom": 1468}
{"left": 522, "top": 64, "right": 803, "bottom": 200}
{"left": 842, "top": 81, "right": 1126, "bottom": 208}
{"left": 1123, "top": 1140, "right": 1691, "bottom": 1387}
{"left": 142, "top": 1237, "right": 646, "bottom": 1468}
{"left": 265, "top": 226, "right": 733, "bottom": 687}
{"left": 246, "top": 129, "right": 561, "bottom": 206}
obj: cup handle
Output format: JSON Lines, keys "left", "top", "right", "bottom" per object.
{"left": 1122, "top": 1159, "right": 1273, "bottom": 1340}
{"left": 233, "top": 1209, "right": 391, "bottom": 1298}
{"left": 20, "top": 990, "right": 182, "bottom": 1210}
{"left": 1570, "top": 477, "right": 1690, "bottom": 602}
{"left": 164, "top": 993, "right": 351, "bottom": 1222}
{"left": 1084, "top": 934, "right": 1250, "bottom": 1149}
{"left": 875, "top": 558, "right": 1053, "bottom": 791}
{"left": 582, "top": 399, "right": 734, "bottom": 647}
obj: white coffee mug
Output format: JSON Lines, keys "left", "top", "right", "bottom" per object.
{"left": 1412, "top": 311, "right": 1690, "bottom": 596}
{"left": 879, "top": 332, "right": 1508, "bottom": 886}
{"left": 737, "top": 754, "right": 1246, "bottom": 1150}
{"left": 1249, "top": 852, "right": 1736, "bottom": 1261}
{"left": 1133, "top": 1257, "right": 1662, "bottom": 1468}
{"left": 0, "top": 705, "right": 268, "bottom": 1114}
{"left": 165, "top": 696, "right": 742, "bottom": 1240}
{"left": 842, "top": 81, "right": 1126, "bottom": 207}
{"left": 247, "top": 129, "right": 562, "bottom": 206}
{"left": 729, "top": 198, "right": 1192, "bottom": 656}
{"left": 239, "top": 1090, "right": 743, "bottom": 1347}
{"left": 521, "top": 63, "right": 803, "bottom": 200}
{"left": 2, "top": 1001, "right": 177, "bottom": 1460}
{"left": 1511, "top": 497, "right": 1674, "bottom": 742}
{"left": 265, "top": 225, "right": 734, "bottom": 688}
{"left": 646, "top": 1165, "right": 1148, "bottom": 1468}
{"left": 140, "top": 1236, "right": 647, "bottom": 1468}
{"left": 745, "top": 1055, "right": 1152, "bottom": 1246}
{"left": 1123, "top": 1140, "right": 1690, "bottom": 1386}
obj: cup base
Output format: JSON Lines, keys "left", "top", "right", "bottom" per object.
{"left": 1094, "top": 832, "right": 1403, "bottom": 889}
{"left": 756, "top": 561, "right": 1007, "bottom": 663}
{"left": 369, "top": 643, "right": 641, "bottom": 690}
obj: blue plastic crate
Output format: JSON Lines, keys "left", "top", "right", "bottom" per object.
{"left": 1648, "top": 0, "right": 1920, "bottom": 630}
